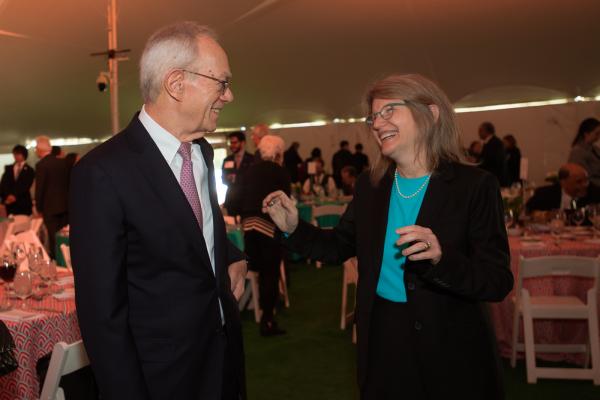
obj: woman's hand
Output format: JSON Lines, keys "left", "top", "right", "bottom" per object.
{"left": 262, "top": 191, "right": 299, "bottom": 234}
{"left": 396, "top": 225, "right": 442, "bottom": 265}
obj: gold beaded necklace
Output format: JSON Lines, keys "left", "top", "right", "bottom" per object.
{"left": 394, "top": 171, "right": 430, "bottom": 199}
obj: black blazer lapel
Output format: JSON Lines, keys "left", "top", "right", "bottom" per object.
{"left": 415, "top": 163, "right": 455, "bottom": 228}
{"left": 125, "top": 116, "right": 214, "bottom": 272}
{"left": 370, "top": 172, "right": 394, "bottom": 285}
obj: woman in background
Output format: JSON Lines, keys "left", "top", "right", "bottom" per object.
{"left": 568, "top": 117, "right": 600, "bottom": 186}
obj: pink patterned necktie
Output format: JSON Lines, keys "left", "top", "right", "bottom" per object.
{"left": 178, "top": 142, "right": 203, "bottom": 228}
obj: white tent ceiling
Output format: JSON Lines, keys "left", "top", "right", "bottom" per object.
{"left": 0, "top": 0, "right": 599, "bottom": 150}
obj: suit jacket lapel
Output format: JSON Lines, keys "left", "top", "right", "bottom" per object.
{"left": 196, "top": 138, "right": 228, "bottom": 281}
{"left": 125, "top": 116, "right": 214, "bottom": 272}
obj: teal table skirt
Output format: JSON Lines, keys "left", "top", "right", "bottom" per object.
{"left": 55, "top": 232, "right": 69, "bottom": 267}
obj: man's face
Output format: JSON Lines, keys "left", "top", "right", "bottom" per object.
{"left": 13, "top": 152, "right": 24, "bottom": 163}
{"left": 341, "top": 170, "right": 354, "bottom": 186}
{"left": 180, "top": 36, "right": 233, "bottom": 138}
{"left": 562, "top": 171, "right": 589, "bottom": 198}
{"left": 35, "top": 146, "right": 44, "bottom": 159}
{"left": 229, "top": 137, "right": 244, "bottom": 154}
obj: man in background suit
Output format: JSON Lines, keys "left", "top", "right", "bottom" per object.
{"left": 70, "top": 22, "right": 247, "bottom": 400}
{"left": 35, "top": 136, "right": 70, "bottom": 258}
{"left": 0, "top": 145, "right": 35, "bottom": 215}
{"left": 222, "top": 131, "right": 253, "bottom": 215}
{"left": 478, "top": 122, "right": 507, "bottom": 187}
{"left": 526, "top": 163, "right": 600, "bottom": 212}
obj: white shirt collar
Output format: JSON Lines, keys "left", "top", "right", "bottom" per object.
{"left": 482, "top": 134, "right": 493, "bottom": 145}
{"left": 138, "top": 105, "right": 182, "bottom": 164}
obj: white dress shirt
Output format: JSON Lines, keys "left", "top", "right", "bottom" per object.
{"left": 138, "top": 106, "right": 216, "bottom": 274}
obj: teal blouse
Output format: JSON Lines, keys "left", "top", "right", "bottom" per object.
{"left": 376, "top": 173, "right": 430, "bottom": 302}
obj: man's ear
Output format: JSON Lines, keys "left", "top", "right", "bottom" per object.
{"left": 164, "top": 69, "right": 185, "bottom": 102}
{"left": 428, "top": 104, "right": 440, "bottom": 123}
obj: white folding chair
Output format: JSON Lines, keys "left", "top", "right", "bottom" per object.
{"left": 311, "top": 204, "right": 347, "bottom": 269}
{"left": 39, "top": 340, "right": 90, "bottom": 400}
{"left": 60, "top": 244, "right": 73, "bottom": 272}
{"left": 340, "top": 257, "right": 358, "bottom": 330}
{"left": 246, "top": 261, "right": 290, "bottom": 323}
{"left": 511, "top": 255, "right": 600, "bottom": 384}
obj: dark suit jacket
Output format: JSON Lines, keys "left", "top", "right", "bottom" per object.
{"left": 526, "top": 182, "right": 600, "bottom": 212}
{"left": 70, "top": 116, "right": 246, "bottom": 400}
{"left": 35, "top": 155, "right": 70, "bottom": 216}
{"left": 480, "top": 135, "right": 507, "bottom": 187}
{"left": 0, "top": 163, "right": 34, "bottom": 215}
{"left": 285, "top": 162, "right": 512, "bottom": 399}
{"left": 222, "top": 151, "right": 254, "bottom": 215}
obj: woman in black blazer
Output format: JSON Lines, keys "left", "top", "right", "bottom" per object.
{"left": 263, "top": 74, "right": 513, "bottom": 399}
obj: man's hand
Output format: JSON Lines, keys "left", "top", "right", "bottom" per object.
{"left": 228, "top": 259, "right": 247, "bottom": 301}
{"left": 5, "top": 195, "right": 16, "bottom": 205}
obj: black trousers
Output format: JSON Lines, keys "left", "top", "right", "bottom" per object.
{"left": 362, "top": 295, "right": 427, "bottom": 400}
{"left": 244, "top": 230, "right": 282, "bottom": 322}
{"left": 43, "top": 212, "right": 68, "bottom": 259}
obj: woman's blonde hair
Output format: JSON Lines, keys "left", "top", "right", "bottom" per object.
{"left": 363, "top": 74, "right": 466, "bottom": 185}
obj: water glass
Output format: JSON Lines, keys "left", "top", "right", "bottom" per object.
{"left": 13, "top": 270, "right": 32, "bottom": 309}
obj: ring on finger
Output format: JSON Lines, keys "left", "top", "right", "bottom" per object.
{"left": 423, "top": 240, "right": 431, "bottom": 251}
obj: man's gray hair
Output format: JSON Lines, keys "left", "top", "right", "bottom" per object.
{"left": 258, "top": 135, "right": 285, "bottom": 161}
{"left": 140, "top": 21, "right": 218, "bottom": 103}
{"left": 35, "top": 135, "right": 52, "bottom": 152}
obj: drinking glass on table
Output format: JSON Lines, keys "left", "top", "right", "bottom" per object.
{"left": 504, "top": 209, "right": 514, "bottom": 230}
{"left": 13, "top": 270, "right": 32, "bottom": 309}
{"left": 588, "top": 205, "right": 600, "bottom": 238}
{"left": 570, "top": 207, "right": 586, "bottom": 227}
{"left": 0, "top": 255, "right": 16, "bottom": 311}
{"left": 549, "top": 210, "right": 566, "bottom": 244}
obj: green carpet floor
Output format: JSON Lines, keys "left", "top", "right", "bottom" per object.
{"left": 242, "top": 262, "right": 600, "bottom": 399}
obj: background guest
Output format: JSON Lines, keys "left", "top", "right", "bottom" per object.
{"left": 352, "top": 143, "right": 370, "bottom": 175}
{"left": 283, "top": 141, "right": 303, "bottom": 183}
{"left": 503, "top": 134, "right": 521, "bottom": 186}
{"left": 478, "top": 121, "right": 507, "bottom": 186}
{"left": 250, "top": 123, "right": 271, "bottom": 161}
{"left": 466, "top": 140, "right": 482, "bottom": 163}
{"left": 332, "top": 140, "right": 354, "bottom": 188}
{"left": 222, "top": 131, "right": 254, "bottom": 215}
{"left": 0, "top": 144, "right": 35, "bottom": 215}
{"left": 302, "top": 158, "right": 336, "bottom": 197}
{"left": 568, "top": 117, "right": 600, "bottom": 186}
{"left": 340, "top": 165, "right": 357, "bottom": 196}
{"left": 526, "top": 163, "right": 600, "bottom": 212}
{"left": 236, "top": 135, "right": 291, "bottom": 336}
{"left": 35, "top": 136, "right": 70, "bottom": 258}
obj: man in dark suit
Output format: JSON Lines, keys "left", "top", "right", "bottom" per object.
{"left": 70, "top": 22, "right": 247, "bottom": 400}
{"left": 35, "top": 136, "right": 70, "bottom": 258}
{"left": 478, "top": 122, "right": 507, "bottom": 187}
{"left": 526, "top": 163, "right": 600, "bottom": 212}
{"left": 0, "top": 145, "right": 35, "bottom": 215}
{"left": 331, "top": 140, "right": 354, "bottom": 188}
{"left": 222, "top": 131, "right": 253, "bottom": 215}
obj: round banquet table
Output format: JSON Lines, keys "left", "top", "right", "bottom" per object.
{"left": 0, "top": 272, "right": 79, "bottom": 400}
{"left": 489, "top": 231, "right": 600, "bottom": 365}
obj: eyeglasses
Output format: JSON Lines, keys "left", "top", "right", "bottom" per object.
{"left": 181, "top": 69, "right": 231, "bottom": 95}
{"left": 365, "top": 101, "right": 409, "bottom": 127}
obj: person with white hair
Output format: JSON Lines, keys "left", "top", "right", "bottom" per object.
{"left": 34, "top": 135, "right": 70, "bottom": 258}
{"left": 249, "top": 123, "right": 271, "bottom": 161}
{"left": 235, "top": 134, "right": 291, "bottom": 336}
{"left": 69, "top": 21, "right": 247, "bottom": 399}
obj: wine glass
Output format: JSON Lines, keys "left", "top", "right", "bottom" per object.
{"left": 12, "top": 243, "right": 26, "bottom": 263}
{"left": 588, "top": 205, "right": 600, "bottom": 238}
{"left": 504, "top": 209, "right": 514, "bottom": 230}
{"left": 549, "top": 210, "right": 566, "bottom": 245}
{"left": 13, "top": 270, "right": 32, "bottom": 309}
{"left": 571, "top": 207, "right": 586, "bottom": 227}
{"left": 0, "top": 255, "right": 17, "bottom": 292}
